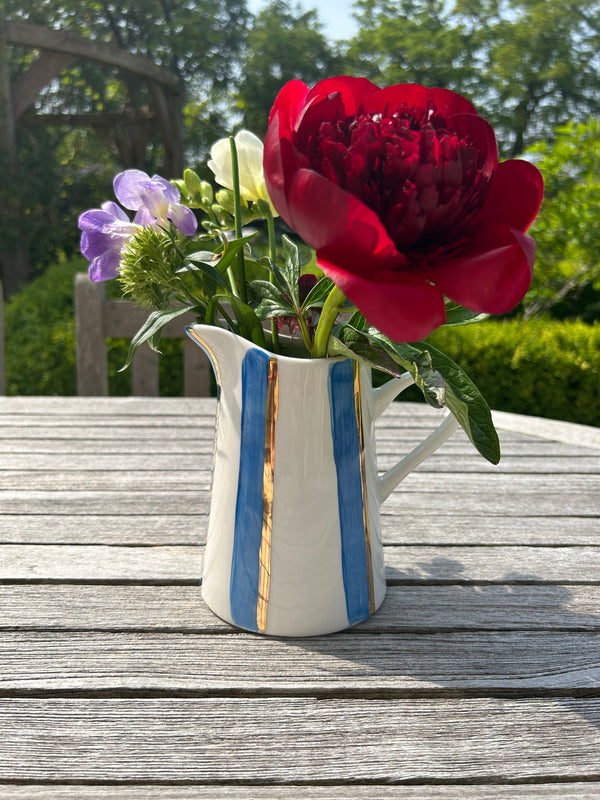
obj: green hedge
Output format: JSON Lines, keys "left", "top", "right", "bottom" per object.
{"left": 4, "top": 258, "right": 186, "bottom": 396}
{"left": 4, "top": 258, "right": 81, "bottom": 396}
{"left": 4, "top": 261, "right": 599, "bottom": 426}
{"left": 426, "top": 318, "right": 600, "bottom": 427}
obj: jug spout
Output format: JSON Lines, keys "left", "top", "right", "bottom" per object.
{"left": 186, "top": 324, "right": 257, "bottom": 387}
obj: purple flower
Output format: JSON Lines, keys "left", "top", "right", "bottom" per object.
{"left": 114, "top": 170, "right": 197, "bottom": 236}
{"left": 78, "top": 201, "right": 139, "bottom": 281}
{"left": 79, "top": 170, "right": 198, "bottom": 282}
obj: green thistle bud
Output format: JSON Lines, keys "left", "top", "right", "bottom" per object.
{"left": 118, "top": 226, "right": 185, "bottom": 309}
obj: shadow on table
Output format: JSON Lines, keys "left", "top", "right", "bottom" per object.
{"left": 374, "top": 555, "right": 600, "bottom": 633}
{"left": 289, "top": 556, "right": 600, "bottom": 723}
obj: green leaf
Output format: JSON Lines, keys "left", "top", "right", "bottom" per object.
{"left": 444, "top": 302, "right": 490, "bottom": 327}
{"left": 419, "top": 341, "right": 501, "bottom": 465}
{"left": 281, "top": 235, "right": 301, "bottom": 305}
{"left": 358, "top": 328, "right": 447, "bottom": 409}
{"left": 228, "top": 295, "right": 267, "bottom": 348}
{"left": 346, "top": 311, "right": 367, "bottom": 331}
{"left": 214, "top": 233, "right": 256, "bottom": 275}
{"left": 298, "top": 243, "right": 314, "bottom": 268}
{"left": 335, "top": 325, "right": 500, "bottom": 464}
{"left": 328, "top": 335, "right": 408, "bottom": 379}
{"left": 204, "top": 295, "right": 235, "bottom": 330}
{"left": 251, "top": 280, "right": 294, "bottom": 309}
{"left": 301, "top": 276, "right": 334, "bottom": 309}
{"left": 178, "top": 257, "right": 231, "bottom": 291}
{"left": 119, "top": 306, "right": 195, "bottom": 372}
{"left": 186, "top": 250, "right": 221, "bottom": 263}
{"left": 267, "top": 243, "right": 294, "bottom": 304}
{"left": 250, "top": 279, "right": 295, "bottom": 320}
{"left": 277, "top": 235, "right": 312, "bottom": 306}
{"left": 254, "top": 300, "right": 294, "bottom": 320}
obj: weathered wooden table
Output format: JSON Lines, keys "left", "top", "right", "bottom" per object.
{"left": 1, "top": 396, "right": 600, "bottom": 799}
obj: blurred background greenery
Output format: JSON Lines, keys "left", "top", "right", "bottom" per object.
{"left": 1, "top": 0, "right": 599, "bottom": 422}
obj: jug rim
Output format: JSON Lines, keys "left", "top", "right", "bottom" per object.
{"left": 187, "top": 323, "right": 352, "bottom": 366}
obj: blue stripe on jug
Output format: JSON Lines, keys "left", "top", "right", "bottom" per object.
{"left": 230, "top": 347, "right": 270, "bottom": 632}
{"left": 328, "top": 360, "right": 371, "bottom": 626}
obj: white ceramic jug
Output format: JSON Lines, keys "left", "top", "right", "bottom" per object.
{"left": 187, "top": 324, "right": 458, "bottom": 637}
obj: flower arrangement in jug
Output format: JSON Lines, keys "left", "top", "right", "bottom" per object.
{"left": 78, "top": 77, "right": 544, "bottom": 464}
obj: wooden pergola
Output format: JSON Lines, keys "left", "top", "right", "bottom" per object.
{"left": 0, "top": 20, "right": 184, "bottom": 294}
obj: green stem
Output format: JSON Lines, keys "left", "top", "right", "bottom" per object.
{"left": 229, "top": 136, "right": 246, "bottom": 303}
{"left": 311, "top": 285, "right": 346, "bottom": 359}
{"left": 265, "top": 208, "right": 280, "bottom": 354}
{"left": 297, "top": 312, "right": 313, "bottom": 355}
{"left": 217, "top": 231, "right": 240, "bottom": 299}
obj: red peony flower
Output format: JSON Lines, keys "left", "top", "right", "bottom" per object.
{"left": 264, "top": 76, "right": 544, "bottom": 342}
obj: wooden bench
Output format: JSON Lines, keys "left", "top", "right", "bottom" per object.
{"left": 74, "top": 272, "right": 211, "bottom": 396}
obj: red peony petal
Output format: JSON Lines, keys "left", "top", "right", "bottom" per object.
{"left": 265, "top": 80, "right": 312, "bottom": 221}
{"left": 285, "top": 168, "right": 402, "bottom": 276}
{"left": 449, "top": 113, "right": 498, "bottom": 178}
{"left": 478, "top": 159, "right": 544, "bottom": 232}
{"left": 263, "top": 76, "right": 544, "bottom": 342}
{"left": 267, "top": 79, "right": 309, "bottom": 132}
{"left": 319, "top": 258, "right": 447, "bottom": 343}
{"left": 263, "top": 113, "right": 291, "bottom": 222}
{"left": 365, "top": 84, "right": 478, "bottom": 117}
{"left": 425, "top": 223, "right": 536, "bottom": 314}
{"left": 294, "top": 92, "right": 346, "bottom": 139}
{"left": 264, "top": 114, "right": 310, "bottom": 224}
{"left": 304, "top": 76, "right": 380, "bottom": 115}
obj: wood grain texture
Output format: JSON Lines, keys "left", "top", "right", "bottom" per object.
{"left": 1, "top": 698, "right": 600, "bottom": 782}
{"left": 2, "top": 787, "right": 600, "bottom": 800}
{"left": 3, "top": 584, "right": 600, "bottom": 631}
{"left": 1, "top": 514, "right": 598, "bottom": 546}
{"left": 3, "top": 486, "right": 597, "bottom": 516}
{"left": 1, "top": 544, "right": 599, "bottom": 582}
{"left": 2, "top": 450, "right": 599, "bottom": 473}
{"left": 1, "top": 431, "right": 593, "bottom": 454}
{"left": 1, "top": 396, "right": 599, "bottom": 796}
{"left": 2, "top": 630, "right": 600, "bottom": 692}
{"left": 2, "top": 469, "right": 599, "bottom": 493}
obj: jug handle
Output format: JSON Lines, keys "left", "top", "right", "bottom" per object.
{"left": 372, "top": 375, "right": 459, "bottom": 504}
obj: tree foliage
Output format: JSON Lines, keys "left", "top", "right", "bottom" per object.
{"left": 5, "top": 0, "right": 249, "bottom": 160}
{"left": 346, "top": 0, "right": 476, "bottom": 93}
{"left": 236, "top": 0, "right": 343, "bottom": 137}
{"left": 1, "top": 0, "right": 250, "bottom": 286}
{"left": 346, "top": 0, "right": 600, "bottom": 157}
{"left": 524, "top": 119, "right": 600, "bottom": 322}
{"left": 455, "top": 0, "right": 600, "bottom": 157}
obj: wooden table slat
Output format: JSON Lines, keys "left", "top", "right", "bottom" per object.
{"left": 2, "top": 630, "right": 600, "bottom": 691}
{"left": 2, "top": 514, "right": 598, "bottom": 546}
{"left": 1, "top": 785, "right": 599, "bottom": 799}
{"left": 2, "top": 543, "right": 600, "bottom": 583}
{"left": 1, "top": 698, "right": 600, "bottom": 782}
{"left": 3, "top": 583, "right": 600, "bottom": 632}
